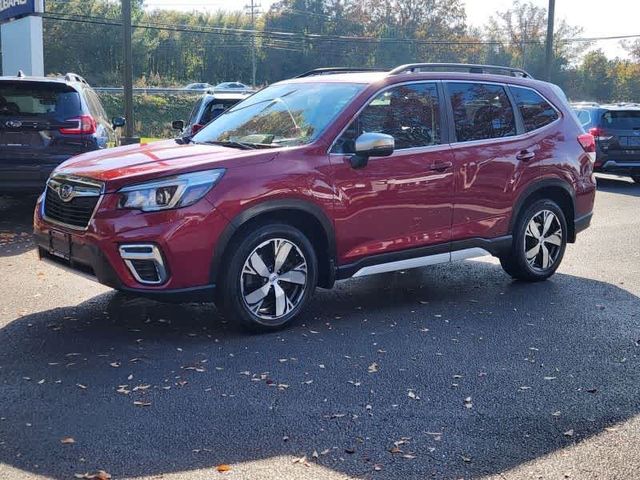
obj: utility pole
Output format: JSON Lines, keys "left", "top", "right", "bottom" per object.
{"left": 122, "top": 0, "right": 135, "bottom": 141}
{"left": 244, "top": 0, "right": 260, "bottom": 87}
{"left": 521, "top": 20, "right": 527, "bottom": 70}
{"left": 544, "top": 0, "right": 556, "bottom": 81}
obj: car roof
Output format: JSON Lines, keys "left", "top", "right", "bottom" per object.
{"left": 203, "top": 91, "right": 251, "bottom": 100}
{"left": 0, "top": 74, "right": 87, "bottom": 90}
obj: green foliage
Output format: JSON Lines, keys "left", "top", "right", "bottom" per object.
{"left": 99, "top": 92, "right": 200, "bottom": 137}
{"left": 38, "top": 0, "right": 639, "bottom": 138}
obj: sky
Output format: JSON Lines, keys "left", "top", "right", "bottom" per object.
{"left": 144, "top": 0, "right": 639, "bottom": 59}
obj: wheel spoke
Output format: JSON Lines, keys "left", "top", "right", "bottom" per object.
{"left": 545, "top": 230, "right": 562, "bottom": 246}
{"left": 541, "top": 244, "right": 550, "bottom": 269}
{"left": 273, "top": 282, "right": 293, "bottom": 317}
{"left": 526, "top": 219, "right": 541, "bottom": 239}
{"left": 245, "top": 252, "right": 271, "bottom": 278}
{"left": 274, "top": 240, "right": 293, "bottom": 272}
{"left": 279, "top": 262, "right": 306, "bottom": 285}
{"left": 245, "top": 283, "right": 271, "bottom": 305}
{"left": 526, "top": 244, "right": 541, "bottom": 260}
{"left": 542, "top": 211, "right": 555, "bottom": 236}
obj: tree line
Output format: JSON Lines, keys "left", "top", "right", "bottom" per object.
{"left": 31, "top": 0, "right": 640, "bottom": 102}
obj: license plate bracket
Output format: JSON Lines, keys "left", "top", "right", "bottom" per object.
{"left": 49, "top": 229, "right": 72, "bottom": 260}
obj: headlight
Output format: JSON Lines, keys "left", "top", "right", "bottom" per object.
{"left": 118, "top": 169, "right": 225, "bottom": 212}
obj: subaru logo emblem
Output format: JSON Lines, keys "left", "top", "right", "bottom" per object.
{"left": 59, "top": 184, "right": 74, "bottom": 202}
{"left": 5, "top": 120, "right": 22, "bottom": 128}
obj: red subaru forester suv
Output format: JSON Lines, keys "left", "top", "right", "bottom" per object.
{"left": 34, "top": 64, "right": 596, "bottom": 331}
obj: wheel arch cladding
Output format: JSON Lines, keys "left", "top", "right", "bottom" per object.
{"left": 511, "top": 180, "right": 576, "bottom": 242}
{"left": 211, "top": 200, "right": 336, "bottom": 289}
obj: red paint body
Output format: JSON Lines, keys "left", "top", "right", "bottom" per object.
{"left": 33, "top": 71, "right": 596, "bottom": 294}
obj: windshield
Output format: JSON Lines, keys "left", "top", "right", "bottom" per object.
{"left": 191, "top": 82, "right": 364, "bottom": 148}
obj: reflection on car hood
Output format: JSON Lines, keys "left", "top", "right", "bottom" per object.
{"left": 54, "top": 140, "right": 276, "bottom": 191}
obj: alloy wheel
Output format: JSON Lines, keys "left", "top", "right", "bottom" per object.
{"left": 524, "top": 209, "right": 563, "bottom": 272}
{"left": 240, "top": 238, "right": 308, "bottom": 322}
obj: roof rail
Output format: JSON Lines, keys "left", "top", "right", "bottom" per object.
{"left": 389, "top": 63, "right": 533, "bottom": 79}
{"left": 295, "top": 67, "right": 383, "bottom": 78}
{"left": 64, "top": 72, "right": 88, "bottom": 84}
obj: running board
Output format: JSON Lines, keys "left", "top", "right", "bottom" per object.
{"left": 352, "top": 247, "right": 490, "bottom": 278}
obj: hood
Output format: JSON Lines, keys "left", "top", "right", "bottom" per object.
{"left": 54, "top": 140, "right": 276, "bottom": 191}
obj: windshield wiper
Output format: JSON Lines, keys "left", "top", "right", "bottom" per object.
{"left": 201, "top": 140, "right": 257, "bottom": 150}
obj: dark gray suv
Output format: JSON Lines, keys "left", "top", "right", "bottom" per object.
{"left": 0, "top": 72, "right": 124, "bottom": 193}
{"left": 573, "top": 103, "right": 640, "bottom": 183}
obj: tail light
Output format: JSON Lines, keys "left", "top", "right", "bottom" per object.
{"left": 578, "top": 133, "right": 596, "bottom": 163}
{"left": 588, "top": 127, "right": 612, "bottom": 142}
{"left": 191, "top": 123, "right": 204, "bottom": 134}
{"left": 60, "top": 115, "right": 97, "bottom": 135}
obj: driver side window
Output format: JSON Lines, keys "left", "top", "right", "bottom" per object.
{"left": 332, "top": 82, "right": 441, "bottom": 154}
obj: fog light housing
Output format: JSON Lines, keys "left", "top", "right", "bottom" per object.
{"left": 119, "top": 244, "right": 168, "bottom": 285}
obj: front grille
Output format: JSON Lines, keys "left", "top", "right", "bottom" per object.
{"left": 44, "top": 184, "right": 100, "bottom": 229}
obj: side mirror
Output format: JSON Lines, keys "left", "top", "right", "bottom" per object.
{"left": 171, "top": 120, "right": 185, "bottom": 131}
{"left": 349, "top": 132, "right": 395, "bottom": 169}
{"left": 112, "top": 116, "right": 126, "bottom": 129}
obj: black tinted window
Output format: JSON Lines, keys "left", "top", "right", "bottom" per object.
{"left": 201, "top": 98, "right": 241, "bottom": 124}
{"left": 602, "top": 110, "right": 640, "bottom": 129}
{"left": 511, "top": 86, "right": 559, "bottom": 132}
{"left": 448, "top": 82, "right": 516, "bottom": 142}
{"left": 0, "top": 82, "right": 81, "bottom": 118}
{"left": 333, "top": 82, "right": 441, "bottom": 153}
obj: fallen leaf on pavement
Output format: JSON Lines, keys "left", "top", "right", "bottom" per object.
{"left": 60, "top": 437, "right": 75, "bottom": 444}
{"left": 368, "top": 362, "right": 379, "bottom": 373}
{"left": 216, "top": 464, "right": 231, "bottom": 472}
{"left": 133, "top": 400, "right": 151, "bottom": 407}
{"left": 564, "top": 429, "right": 574, "bottom": 437}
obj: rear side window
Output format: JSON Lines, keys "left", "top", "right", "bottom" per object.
{"left": 0, "top": 82, "right": 81, "bottom": 118}
{"left": 333, "top": 82, "right": 441, "bottom": 153}
{"left": 447, "top": 82, "right": 516, "bottom": 142}
{"left": 601, "top": 110, "right": 640, "bottom": 129}
{"left": 188, "top": 98, "right": 204, "bottom": 124}
{"left": 201, "top": 98, "right": 240, "bottom": 124}
{"left": 575, "top": 109, "right": 591, "bottom": 128}
{"left": 511, "top": 86, "right": 559, "bottom": 132}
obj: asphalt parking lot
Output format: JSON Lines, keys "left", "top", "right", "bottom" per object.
{"left": 0, "top": 175, "right": 639, "bottom": 480}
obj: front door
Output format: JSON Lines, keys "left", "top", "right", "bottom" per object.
{"left": 330, "top": 81, "right": 455, "bottom": 265}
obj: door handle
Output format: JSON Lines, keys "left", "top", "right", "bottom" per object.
{"left": 429, "top": 161, "right": 453, "bottom": 172}
{"left": 516, "top": 150, "right": 536, "bottom": 161}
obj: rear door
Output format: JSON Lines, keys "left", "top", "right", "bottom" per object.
{"left": 0, "top": 81, "right": 87, "bottom": 189}
{"left": 597, "top": 109, "right": 640, "bottom": 163}
{"left": 445, "top": 82, "right": 547, "bottom": 241}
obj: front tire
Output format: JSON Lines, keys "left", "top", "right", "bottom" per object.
{"left": 217, "top": 223, "right": 317, "bottom": 331}
{"left": 500, "top": 199, "right": 567, "bottom": 282}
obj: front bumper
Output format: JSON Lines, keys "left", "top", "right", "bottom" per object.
{"left": 34, "top": 192, "right": 228, "bottom": 301}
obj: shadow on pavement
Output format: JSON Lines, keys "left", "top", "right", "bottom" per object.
{"left": 0, "top": 261, "right": 638, "bottom": 479}
{"left": 596, "top": 175, "right": 640, "bottom": 197}
{"left": 0, "top": 195, "right": 38, "bottom": 258}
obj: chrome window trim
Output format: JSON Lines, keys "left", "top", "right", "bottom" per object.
{"left": 42, "top": 174, "right": 104, "bottom": 232}
{"left": 327, "top": 79, "right": 445, "bottom": 155}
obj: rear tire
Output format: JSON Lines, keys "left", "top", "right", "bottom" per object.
{"left": 632, "top": 175, "right": 640, "bottom": 184}
{"left": 500, "top": 199, "right": 567, "bottom": 282}
{"left": 217, "top": 223, "right": 317, "bottom": 332}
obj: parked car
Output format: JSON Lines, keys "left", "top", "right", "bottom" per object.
{"left": 183, "top": 82, "right": 213, "bottom": 91}
{"left": 34, "top": 63, "right": 596, "bottom": 331}
{"left": 215, "top": 81, "right": 249, "bottom": 91}
{"left": 572, "top": 103, "right": 640, "bottom": 183}
{"left": 0, "top": 71, "right": 124, "bottom": 193}
{"left": 172, "top": 90, "right": 252, "bottom": 136}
